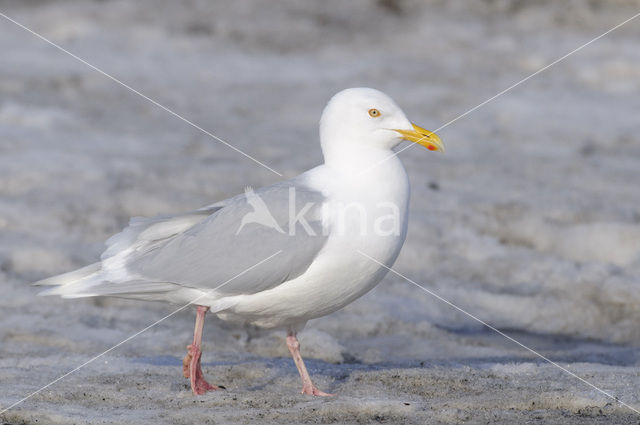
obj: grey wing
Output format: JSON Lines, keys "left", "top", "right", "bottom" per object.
{"left": 118, "top": 180, "right": 328, "bottom": 297}
{"left": 100, "top": 205, "right": 224, "bottom": 260}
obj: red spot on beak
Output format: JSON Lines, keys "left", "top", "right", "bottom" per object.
{"left": 428, "top": 145, "right": 436, "bottom": 151}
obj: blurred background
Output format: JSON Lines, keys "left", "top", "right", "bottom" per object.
{"left": 1, "top": 0, "right": 639, "bottom": 423}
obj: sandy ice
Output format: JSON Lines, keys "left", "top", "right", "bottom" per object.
{"left": 1, "top": 0, "right": 640, "bottom": 423}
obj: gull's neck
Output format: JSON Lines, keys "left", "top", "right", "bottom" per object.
{"left": 322, "top": 145, "right": 404, "bottom": 181}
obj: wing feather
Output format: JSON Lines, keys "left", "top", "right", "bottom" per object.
{"left": 42, "top": 178, "right": 329, "bottom": 300}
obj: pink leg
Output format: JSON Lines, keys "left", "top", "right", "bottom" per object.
{"left": 286, "top": 331, "right": 333, "bottom": 396}
{"left": 182, "top": 306, "right": 219, "bottom": 395}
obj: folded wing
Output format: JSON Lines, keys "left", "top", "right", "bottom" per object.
{"left": 37, "top": 180, "right": 329, "bottom": 301}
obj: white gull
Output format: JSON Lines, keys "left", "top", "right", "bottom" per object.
{"left": 35, "top": 87, "right": 443, "bottom": 396}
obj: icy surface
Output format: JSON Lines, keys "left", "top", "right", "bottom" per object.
{"left": 1, "top": 0, "right": 640, "bottom": 423}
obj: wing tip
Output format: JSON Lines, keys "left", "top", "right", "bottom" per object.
{"left": 31, "top": 262, "right": 101, "bottom": 287}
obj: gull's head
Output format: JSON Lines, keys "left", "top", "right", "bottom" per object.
{"left": 319, "top": 88, "right": 443, "bottom": 162}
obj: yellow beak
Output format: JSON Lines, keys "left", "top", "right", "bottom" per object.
{"left": 395, "top": 123, "right": 444, "bottom": 152}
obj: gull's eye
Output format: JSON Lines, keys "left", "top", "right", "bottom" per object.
{"left": 368, "top": 108, "right": 381, "bottom": 118}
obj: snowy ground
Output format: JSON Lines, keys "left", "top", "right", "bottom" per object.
{"left": 1, "top": 0, "right": 640, "bottom": 423}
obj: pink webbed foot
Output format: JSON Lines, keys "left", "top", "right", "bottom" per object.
{"left": 301, "top": 384, "right": 334, "bottom": 397}
{"left": 183, "top": 344, "right": 219, "bottom": 395}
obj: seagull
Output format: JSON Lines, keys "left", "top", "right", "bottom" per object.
{"left": 35, "top": 88, "right": 443, "bottom": 396}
